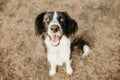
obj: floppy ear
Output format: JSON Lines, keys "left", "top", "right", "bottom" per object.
{"left": 35, "top": 12, "right": 46, "bottom": 36}
{"left": 62, "top": 12, "right": 78, "bottom": 36}
{"left": 67, "top": 18, "right": 78, "bottom": 35}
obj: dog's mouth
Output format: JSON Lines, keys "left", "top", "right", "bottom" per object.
{"left": 49, "top": 34, "right": 61, "bottom": 46}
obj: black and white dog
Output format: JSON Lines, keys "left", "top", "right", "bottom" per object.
{"left": 35, "top": 11, "right": 90, "bottom": 76}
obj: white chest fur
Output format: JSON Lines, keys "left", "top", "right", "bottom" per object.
{"left": 44, "top": 35, "right": 71, "bottom": 66}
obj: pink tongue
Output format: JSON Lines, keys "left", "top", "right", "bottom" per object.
{"left": 51, "top": 35, "right": 60, "bottom": 46}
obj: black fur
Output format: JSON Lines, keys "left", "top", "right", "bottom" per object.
{"left": 35, "top": 12, "right": 46, "bottom": 36}
{"left": 71, "top": 38, "right": 89, "bottom": 52}
{"left": 61, "top": 12, "right": 78, "bottom": 37}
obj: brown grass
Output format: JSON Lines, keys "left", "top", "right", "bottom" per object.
{"left": 0, "top": 0, "right": 120, "bottom": 80}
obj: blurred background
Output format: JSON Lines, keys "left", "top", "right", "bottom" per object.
{"left": 0, "top": 0, "right": 120, "bottom": 80}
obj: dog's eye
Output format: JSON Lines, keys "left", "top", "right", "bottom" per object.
{"left": 59, "top": 17, "right": 64, "bottom": 22}
{"left": 46, "top": 18, "right": 51, "bottom": 22}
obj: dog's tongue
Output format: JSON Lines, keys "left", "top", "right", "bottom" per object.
{"left": 50, "top": 35, "right": 60, "bottom": 46}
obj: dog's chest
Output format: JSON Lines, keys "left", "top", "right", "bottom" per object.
{"left": 44, "top": 35, "right": 71, "bottom": 65}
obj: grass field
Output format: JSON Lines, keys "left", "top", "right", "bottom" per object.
{"left": 0, "top": 0, "right": 120, "bottom": 80}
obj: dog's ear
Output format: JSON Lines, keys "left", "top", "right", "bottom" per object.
{"left": 67, "top": 18, "right": 78, "bottom": 35}
{"left": 62, "top": 12, "right": 78, "bottom": 37}
{"left": 35, "top": 12, "right": 46, "bottom": 36}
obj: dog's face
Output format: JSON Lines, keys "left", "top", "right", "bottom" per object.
{"left": 35, "top": 11, "right": 78, "bottom": 46}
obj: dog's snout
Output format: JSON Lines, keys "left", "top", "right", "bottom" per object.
{"left": 50, "top": 25, "right": 59, "bottom": 33}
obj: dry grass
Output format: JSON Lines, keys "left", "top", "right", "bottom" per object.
{"left": 0, "top": 0, "right": 120, "bottom": 80}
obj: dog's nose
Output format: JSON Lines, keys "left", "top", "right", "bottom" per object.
{"left": 50, "top": 25, "right": 59, "bottom": 33}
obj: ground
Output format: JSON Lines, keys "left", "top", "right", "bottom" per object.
{"left": 0, "top": 0, "right": 120, "bottom": 80}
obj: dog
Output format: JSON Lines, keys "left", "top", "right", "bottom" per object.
{"left": 35, "top": 11, "right": 90, "bottom": 76}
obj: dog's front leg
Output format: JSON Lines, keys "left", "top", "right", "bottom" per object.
{"left": 66, "top": 60, "right": 73, "bottom": 75}
{"left": 49, "top": 62, "right": 57, "bottom": 76}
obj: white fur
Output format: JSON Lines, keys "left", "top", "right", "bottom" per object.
{"left": 82, "top": 45, "right": 91, "bottom": 57}
{"left": 44, "top": 35, "right": 73, "bottom": 76}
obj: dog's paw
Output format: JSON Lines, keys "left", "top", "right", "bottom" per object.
{"left": 66, "top": 67, "right": 73, "bottom": 75}
{"left": 49, "top": 69, "right": 56, "bottom": 76}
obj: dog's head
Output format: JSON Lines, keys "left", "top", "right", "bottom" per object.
{"left": 35, "top": 11, "right": 78, "bottom": 46}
